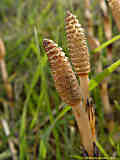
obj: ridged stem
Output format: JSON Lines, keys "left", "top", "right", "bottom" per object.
{"left": 108, "top": 0, "right": 120, "bottom": 31}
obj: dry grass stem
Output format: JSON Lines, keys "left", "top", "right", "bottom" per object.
{"left": 100, "top": 0, "right": 112, "bottom": 61}
{"left": 0, "top": 40, "right": 17, "bottom": 158}
{"left": 100, "top": 0, "right": 112, "bottom": 39}
{"left": 99, "top": 81, "right": 114, "bottom": 130}
{"left": 84, "top": 0, "right": 100, "bottom": 63}
{"left": 1, "top": 119, "right": 17, "bottom": 160}
{"left": 108, "top": 0, "right": 120, "bottom": 31}
{"left": 43, "top": 39, "right": 94, "bottom": 155}
{"left": 85, "top": 0, "right": 94, "bottom": 36}
{"left": 0, "top": 39, "right": 14, "bottom": 108}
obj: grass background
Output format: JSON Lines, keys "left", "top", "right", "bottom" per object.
{"left": 0, "top": 0, "right": 120, "bottom": 159}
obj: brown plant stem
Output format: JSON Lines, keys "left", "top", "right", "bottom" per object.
{"left": 99, "top": 81, "right": 114, "bottom": 130}
{"left": 108, "top": 0, "right": 120, "bottom": 31}
{"left": 0, "top": 39, "right": 14, "bottom": 108}
{"left": 79, "top": 75, "right": 89, "bottom": 104}
{"left": 85, "top": 0, "right": 94, "bottom": 36}
{"left": 65, "top": 11, "right": 96, "bottom": 148}
{"left": 43, "top": 39, "right": 94, "bottom": 156}
{"left": 100, "top": 0, "right": 112, "bottom": 61}
{"left": 72, "top": 102, "right": 93, "bottom": 156}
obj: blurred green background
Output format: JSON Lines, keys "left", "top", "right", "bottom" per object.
{"left": 0, "top": 0, "right": 120, "bottom": 159}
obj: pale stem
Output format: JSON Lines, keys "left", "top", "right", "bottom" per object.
{"left": 1, "top": 119, "right": 17, "bottom": 160}
{"left": 72, "top": 102, "right": 94, "bottom": 156}
{"left": 80, "top": 75, "right": 89, "bottom": 104}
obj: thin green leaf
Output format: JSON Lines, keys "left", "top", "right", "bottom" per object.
{"left": 95, "top": 141, "right": 109, "bottom": 157}
{"left": 19, "top": 61, "right": 42, "bottom": 159}
{"left": 42, "top": 106, "right": 71, "bottom": 140}
{"left": 39, "top": 140, "right": 47, "bottom": 159}
{"left": 89, "top": 59, "right": 120, "bottom": 91}
{"left": 93, "top": 34, "right": 120, "bottom": 53}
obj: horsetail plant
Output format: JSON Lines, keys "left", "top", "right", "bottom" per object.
{"left": 108, "top": 0, "right": 120, "bottom": 31}
{"left": 65, "top": 11, "right": 90, "bottom": 106}
{"left": 43, "top": 39, "right": 81, "bottom": 106}
{"left": 65, "top": 11, "right": 96, "bottom": 143}
{"left": 43, "top": 11, "right": 99, "bottom": 157}
{"left": 43, "top": 39, "right": 94, "bottom": 156}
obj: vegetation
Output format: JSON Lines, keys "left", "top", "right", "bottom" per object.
{"left": 0, "top": 0, "right": 120, "bottom": 159}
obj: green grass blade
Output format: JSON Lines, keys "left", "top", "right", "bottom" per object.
{"left": 42, "top": 106, "right": 71, "bottom": 140}
{"left": 19, "top": 61, "right": 42, "bottom": 159}
{"left": 95, "top": 141, "right": 109, "bottom": 157}
{"left": 39, "top": 140, "right": 47, "bottom": 159}
{"left": 89, "top": 59, "right": 120, "bottom": 91}
{"left": 0, "top": 150, "right": 12, "bottom": 160}
{"left": 93, "top": 34, "right": 120, "bottom": 53}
